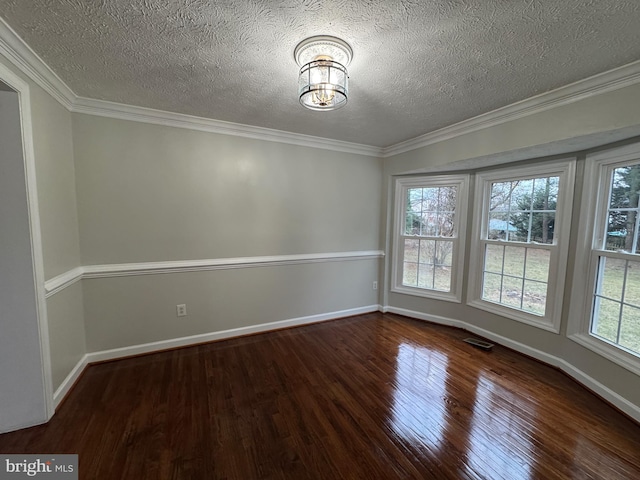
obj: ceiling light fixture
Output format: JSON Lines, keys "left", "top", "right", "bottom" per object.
{"left": 294, "top": 35, "right": 353, "bottom": 111}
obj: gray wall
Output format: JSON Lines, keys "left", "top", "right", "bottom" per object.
{"left": 382, "top": 82, "right": 640, "bottom": 410}
{"left": 72, "top": 115, "right": 382, "bottom": 351}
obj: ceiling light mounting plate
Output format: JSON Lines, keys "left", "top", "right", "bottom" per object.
{"left": 294, "top": 35, "right": 353, "bottom": 67}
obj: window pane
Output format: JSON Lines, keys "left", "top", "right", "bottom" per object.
{"left": 596, "top": 257, "right": 626, "bottom": 300}
{"left": 438, "top": 212, "right": 455, "bottom": 237}
{"left": 403, "top": 262, "right": 418, "bottom": 286}
{"left": 434, "top": 240, "right": 453, "bottom": 268}
{"left": 404, "top": 239, "right": 419, "bottom": 262}
{"left": 524, "top": 249, "right": 550, "bottom": 282}
{"left": 619, "top": 305, "right": 640, "bottom": 355}
{"left": 434, "top": 267, "right": 451, "bottom": 292}
{"left": 485, "top": 244, "right": 504, "bottom": 273}
{"left": 530, "top": 212, "right": 555, "bottom": 244}
{"left": 533, "top": 176, "right": 559, "bottom": 207}
{"left": 605, "top": 211, "right": 636, "bottom": 253}
{"left": 488, "top": 213, "right": 509, "bottom": 240}
{"left": 502, "top": 276, "right": 523, "bottom": 309}
{"left": 421, "top": 211, "right": 438, "bottom": 236}
{"left": 503, "top": 246, "right": 525, "bottom": 277}
{"left": 418, "top": 239, "right": 434, "bottom": 264}
{"left": 422, "top": 187, "right": 439, "bottom": 211}
{"left": 592, "top": 297, "right": 621, "bottom": 343}
{"left": 490, "top": 182, "right": 512, "bottom": 212}
{"left": 625, "top": 260, "right": 640, "bottom": 307}
{"left": 405, "top": 188, "right": 422, "bottom": 235}
{"left": 523, "top": 280, "right": 547, "bottom": 316}
{"left": 509, "top": 212, "right": 529, "bottom": 242}
{"left": 511, "top": 179, "right": 534, "bottom": 209}
{"left": 610, "top": 165, "right": 640, "bottom": 210}
{"left": 418, "top": 264, "right": 434, "bottom": 289}
{"left": 482, "top": 272, "right": 502, "bottom": 303}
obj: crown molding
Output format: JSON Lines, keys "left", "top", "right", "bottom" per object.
{"left": 0, "top": 15, "right": 379, "bottom": 157}
{"left": 0, "top": 16, "right": 74, "bottom": 109}
{"left": 381, "top": 60, "right": 640, "bottom": 158}
{"left": 3, "top": 12, "right": 640, "bottom": 159}
{"left": 71, "top": 96, "right": 382, "bottom": 157}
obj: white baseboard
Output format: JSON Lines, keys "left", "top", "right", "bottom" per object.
{"left": 384, "top": 306, "right": 640, "bottom": 423}
{"left": 53, "top": 354, "right": 89, "bottom": 408}
{"left": 52, "top": 305, "right": 378, "bottom": 409}
{"left": 52, "top": 304, "right": 639, "bottom": 424}
{"left": 87, "top": 304, "right": 379, "bottom": 363}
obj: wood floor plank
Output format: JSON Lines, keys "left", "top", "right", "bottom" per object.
{"left": 1, "top": 312, "right": 639, "bottom": 479}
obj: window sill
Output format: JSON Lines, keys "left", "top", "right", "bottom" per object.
{"left": 391, "top": 285, "right": 461, "bottom": 303}
{"left": 467, "top": 299, "right": 560, "bottom": 333}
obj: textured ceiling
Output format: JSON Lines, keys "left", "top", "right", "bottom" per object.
{"left": 2, "top": 1, "right": 640, "bottom": 148}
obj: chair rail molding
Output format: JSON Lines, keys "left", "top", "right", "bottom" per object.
{"left": 44, "top": 250, "right": 385, "bottom": 297}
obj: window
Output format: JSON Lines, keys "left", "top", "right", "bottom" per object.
{"left": 392, "top": 175, "right": 469, "bottom": 302}
{"left": 468, "top": 160, "right": 575, "bottom": 332}
{"left": 569, "top": 144, "right": 640, "bottom": 374}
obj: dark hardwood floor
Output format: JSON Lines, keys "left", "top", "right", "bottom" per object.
{"left": 1, "top": 312, "right": 640, "bottom": 479}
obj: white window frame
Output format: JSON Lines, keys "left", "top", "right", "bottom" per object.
{"left": 391, "top": 174, "right": 469, "bottom": 303}
{"left": 467, "top": 159, "right": 576, "bottom": 333}
{"left": 568, "top": 143, "right": 640, "bottom": 376}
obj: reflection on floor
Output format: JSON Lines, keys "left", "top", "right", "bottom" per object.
{"left": 0, "top": 312, "right": 639, "bottom": 479}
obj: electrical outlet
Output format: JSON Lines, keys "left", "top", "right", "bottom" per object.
{"left": 176, "top": 304, "right": 187, "bottom": 317}
{"left": 373, "top": 281, "right": 378, "bottom": 290}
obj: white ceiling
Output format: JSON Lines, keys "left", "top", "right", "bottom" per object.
{"left": 2, "top": 0, "right": 640, "bottom": 148}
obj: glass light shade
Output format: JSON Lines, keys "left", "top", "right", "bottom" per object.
{"left": 298, "top": 59, "right": 348, "bottom": 111}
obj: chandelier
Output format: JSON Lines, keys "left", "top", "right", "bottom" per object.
{"left": 294, "top": 36, "right": 353, "bottom": 111}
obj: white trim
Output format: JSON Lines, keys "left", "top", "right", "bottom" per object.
{"left": 381, "top": 60, "right": 640, "bottom": 157}
{"left": 85, "top": 305, "right": 379, "bottom": 364}
{"left": 0, "top": 60, "right": 55, "bottom": 426}
{"left": 391, "top": 174, "right": 469, "bottom": 304}
{"left": 72, "top": 97, "right": 381, "bottom": 157}
{"left": 83, "top": 250, "right": 383, "bottom": 278}
{"left": 385, "top": 306, "right": 462, "bottom": 328}
{"left": 0, "top": 16, "right": 74, "bottom": 109}
{"left": 2, "top": 12, "right": 640, "bottom": 158}
{"left": 54, "top": 303, "right": 383, "bottom": 407}
{"left": 466, "top": 158, "right": 576, "bottom": 333}
{"left": 44, "top": 251, "right": 384, "bottom": 296}
{"left": 567, "top": 143, "right": 640, "bottom": 376}
{"left": 53, "top": 354, "right": 89, "bottom": 408}
{"left": 44, "top": 267, "right": 83, "bottom": 298}
{"left": 384, "top": 306, "right": 640, "bottom": 423}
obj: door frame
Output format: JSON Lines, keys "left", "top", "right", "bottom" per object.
{"left": 0, "top": 59, "right": 54, "bottom": 425}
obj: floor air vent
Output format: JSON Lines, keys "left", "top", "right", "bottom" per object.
{"left": 463, "top": 338, "right": 494, "bottom": 350}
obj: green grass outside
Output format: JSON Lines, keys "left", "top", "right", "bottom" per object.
{"left": 403, "top": 243, "right": 640, "bottom": 356}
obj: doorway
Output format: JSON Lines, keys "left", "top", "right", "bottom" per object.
{"left": 0, "top": 71, "right": 53, "bottom": 433}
